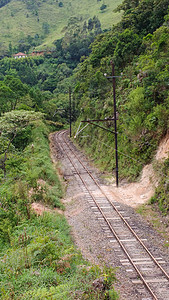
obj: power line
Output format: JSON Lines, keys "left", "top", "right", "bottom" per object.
{"left": 79, "top": 134, "right": 169, "bottom": 181}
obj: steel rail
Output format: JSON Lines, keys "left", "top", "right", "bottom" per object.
{"left": 55, "top": 130, "right": 169, "bottom": 300}
{"left": 59, "top": 132, "right": 160, "bottom": 298}
{"left": 61, "top": 131, "right": 169, "bottom": 280}
{"left": 57, "top": 135, "right": 158, "bottom": 300}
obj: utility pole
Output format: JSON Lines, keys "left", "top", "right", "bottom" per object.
{"left": 72, "top": 93, "right": 75, "bottom": 121}
{"left": 111, "top": 61, "right": 119, "bottom": 187}
{"left": 69, "top": 87, "right": 72, "bottom": 137}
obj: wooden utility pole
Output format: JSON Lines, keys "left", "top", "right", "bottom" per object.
{"left": 111, "top": 61, "right": 119, "bottom": 187}
{"left": 69, "top": 87, "right": 72, "bottom": 137}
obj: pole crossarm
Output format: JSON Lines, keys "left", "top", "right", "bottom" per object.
{"left": 81, "top": 118, "right": 114, "bottom": 122}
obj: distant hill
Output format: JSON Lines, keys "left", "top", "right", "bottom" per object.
{"left": 0, "top": 0, "right": 122, "bottom": 55}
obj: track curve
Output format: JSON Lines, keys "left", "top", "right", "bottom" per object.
{"left": 54, "top": 130, "right": 169, "bottom": 300}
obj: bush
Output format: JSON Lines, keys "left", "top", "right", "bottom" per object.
{"left": 100, "top": 4, "right": 107, "bottom": 11}
{"left": 150, "top": 158, "right": 169, "bottom": 214}
{"left": 0, "top": 120, "right": 63, "bottom": 246}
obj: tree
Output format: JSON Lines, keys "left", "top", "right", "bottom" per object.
{"left": 42, "top": 22, "right": 50, "bottom": 35}
{"left": 113, "top": 29, "right": 141, "bottom": 67}
{"left": 116, "top": 0, "right": 169, "bottom": 35}
{"left": 0, "top": 83, "right": 14, "bottom": 115}
{"left": 0, "top": 110, "right": 43, "bottom": 176}
{"left": 114, "top": 0, "right": 140, "bottom": 12}
{"left": 100, "top": 4, "right": 107, "bottom": 11}
{"left": 88, "top": 18, "right": 94, "bottom": 30}
{"left": 8, "top": 42, "right": 13, "bottom": 56}
{"left": 4, "top": 75, "right": 28, "bottom": 109}
{"left": 82, "top": 21, "right": 87, "bottom": 33}
{"left": 0, "top": 0, "right": 11, "bottom": 9}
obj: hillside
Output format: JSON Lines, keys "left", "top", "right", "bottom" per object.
{"left": 0, "top": 0, "right": 169, "bottom": 298}
{"left": 0, "top": 0, "right": 122, "bottom": 55}
{"left": 71, "top": 0, "right": 169, "bottom": 211}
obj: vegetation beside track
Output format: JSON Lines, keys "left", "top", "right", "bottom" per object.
{"left": 136, "top": 200, "right": 169, "bottom": 248}
{"left": 0, "top": 0, "right": 169, "bottom": 296}
{"left": 72, "top": 1, "right": 169, "bottom": 213}
{"left": 0, "top": 114, "right": 118, "bottom": 299}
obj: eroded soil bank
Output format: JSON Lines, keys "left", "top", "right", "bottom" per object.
{"left": 104, "top": 132, "right": 169, "bottom": 209}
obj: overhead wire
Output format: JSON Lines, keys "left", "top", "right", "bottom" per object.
{"left": 77, "top": 130, "right": 169, "bottom": 181}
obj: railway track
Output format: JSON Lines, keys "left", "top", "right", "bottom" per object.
{"left": 55, "top": 130, "right": 169, "bottom": 300}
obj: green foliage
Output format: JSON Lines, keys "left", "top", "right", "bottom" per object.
{"left": 0, "top": 68, "right": 47, "bottom": 114}
{"left": 115, "top": 0, "right": 140, "bottom": 12}
{"left": 72, "top": 7, "right": 169, "bottom": 182}
{"left": 100, "top": 4, "right": 107, "bottom": 11}
{"left": 52, "top": 16, "right": 103, "bottom": 69}
{"left": 113, "top": 29, "right": 142, "bottom": 67}
{"left": 0, "top": 6, "right": 168, "bottom": 294}
{"left": 0, "top": 74, "right": 29, "bottom": 114}
{"left": 0, "top": 110, "right": 43, "bottom": 177}
{"left": 0, "top": 118, "right": 63, "bottom": 246}
{"left": 0, "top": 110, "right": 43, "bottom": 135}
{"left": 0, "top": 83, "right": 14, "bottom": 114}
{"left": 150, "top": 158, "right": 169, "bottom": 214}
{"left": 0, "top": 213, "right": 118, "bottom": 299}
{"left": 59, "top": 1, "right": 63, "bottom": 7}
{"left": 0, "top": 179, "right": 31, "bottom": 243}
{"left": 0, "top": 214, "right": 70, "bottom": 296}
{"left": 116, "top": 0, "right": 169, "bottom": 35}
{"left": 89, "top": 28, "right": 141, "bottom": 69}
{"left": 42, "top": 22, "right": 50, "bottom": 35}
{"left": 0, "top": 86, "right": 118, "bottom": 299}
{"left": 0, "top": 0, "right": 10, "bottom": 8}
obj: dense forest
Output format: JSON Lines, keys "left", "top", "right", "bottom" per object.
{"left": 0, "top": 0, "right": 169, "bottom": 298}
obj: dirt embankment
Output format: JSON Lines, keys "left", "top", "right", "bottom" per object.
{"left": 107, "top": 132, "right": 169, "bottom": 208}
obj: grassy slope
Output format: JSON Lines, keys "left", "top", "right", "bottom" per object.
{"left": 0, "top": 0, "right": 122, "bottom": 51}
{"left": 0, "top": 119, "right": 118, "bottom": 299}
